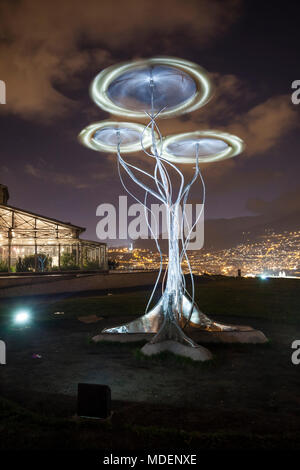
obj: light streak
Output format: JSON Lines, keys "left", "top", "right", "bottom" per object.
{"left": 78, "top": 121, "right": 155, "bottom": 153}
{"left": 161, "top": 130, "right": 244, "bottom": 164}
{"left": 90, "top": 57, "right": 212, "bottom": 119}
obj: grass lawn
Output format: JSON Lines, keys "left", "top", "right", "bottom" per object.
{"left": 0, "top": 276, "right": 299, "bottom": 325}
{"left": 0, "top": 276, "right": 300, "bottom": 452}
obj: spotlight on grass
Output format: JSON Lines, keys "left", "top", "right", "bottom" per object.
{"left": 14, "top": 310, "right": 30, "bottom": 325}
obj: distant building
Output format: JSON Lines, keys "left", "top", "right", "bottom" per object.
{"left": 0, "top": 185, "right": 107, "bottom": 272}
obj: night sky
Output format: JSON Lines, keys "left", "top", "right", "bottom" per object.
{"left": 0, "top": 0, "right": 299, "bottom": 244}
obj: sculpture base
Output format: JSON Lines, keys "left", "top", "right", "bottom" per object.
{"left": 102, "top": 295, "right": 244, "bottom": 334}
{"left": 141, "top": 340, "right": 212, "bottom": 362}
{"left": 187, "top": 327, "right": 268, "bottom": 344}
{"left": 100, "top": 294, "right": 268, "bottom": 343}
{"left": 92, "top": 327, "right": 268, "bottom": 344}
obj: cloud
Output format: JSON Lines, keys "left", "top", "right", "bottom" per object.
{"left": 229, "top": 95, "right": 300, "bottom": 156}
{"left": 5, "top": 1, "right": 296, "bottom": 160}
{"left": 152, "top": 79, "right": 298, "bottom": 161}
{"left": 25, "top": 163, "right": 91, "bottom": 189}
{"left": 199, "top": 94, "right": 299, "bottom": 189}
{"left": 246, "top": 187, "right": 300, "bottom": 217}
{"left": 0, "top": 0, "right": 241, "bottom": 120}
{"left": 0, "top": 165, "right": 10, "bottom": 175}
{"left": 24, "top": 152, "right": 118, "bottom": 189}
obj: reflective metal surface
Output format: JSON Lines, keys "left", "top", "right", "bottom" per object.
{"left": 102, "top": 295, "right": 239, "bottom": 334}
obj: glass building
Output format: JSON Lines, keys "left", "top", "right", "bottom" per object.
{"left": 0, "top": 184, "right": 107, "bottom": 272}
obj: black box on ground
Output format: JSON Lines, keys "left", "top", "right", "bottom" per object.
{"left": 77, "top": 383, "right": 111, "bottom": 419}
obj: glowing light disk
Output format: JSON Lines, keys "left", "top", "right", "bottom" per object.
{"left": 161, "top": 131, "right": 244, "bottom": 164}
{"left": 107, "top": 65, "right": 197, "bottom": 112}
{"left": 78, "top": 121, "right": 155, "bottom": 153}
{"left": 90, "top": 57, "right": 212, "bottom": 119}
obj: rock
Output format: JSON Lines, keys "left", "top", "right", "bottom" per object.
{"left": 140, "top": 340, "right": 212, "bottom": 362}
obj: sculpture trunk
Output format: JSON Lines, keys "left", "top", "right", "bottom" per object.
{"left": 150, "top": 204, "right": 197, "bottom": 346}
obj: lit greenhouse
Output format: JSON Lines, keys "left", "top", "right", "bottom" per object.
{"left": 0, "top": 184, "right": 107, "bottom": 273}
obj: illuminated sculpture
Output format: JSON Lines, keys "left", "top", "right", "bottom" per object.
{"left": 80, "top": 57, "right": 265, "bottom": 360}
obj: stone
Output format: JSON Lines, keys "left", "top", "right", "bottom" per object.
{"left": 140, "top": 340, "right": 212, "bottom": 362}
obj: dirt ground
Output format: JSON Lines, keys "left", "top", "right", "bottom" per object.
{"left": 1, "top": 311, "right": 300, "bottom": 443}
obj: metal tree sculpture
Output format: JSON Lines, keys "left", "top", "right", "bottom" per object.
{"left": 79, "top": 57, "right": 244, "bottom": 350}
